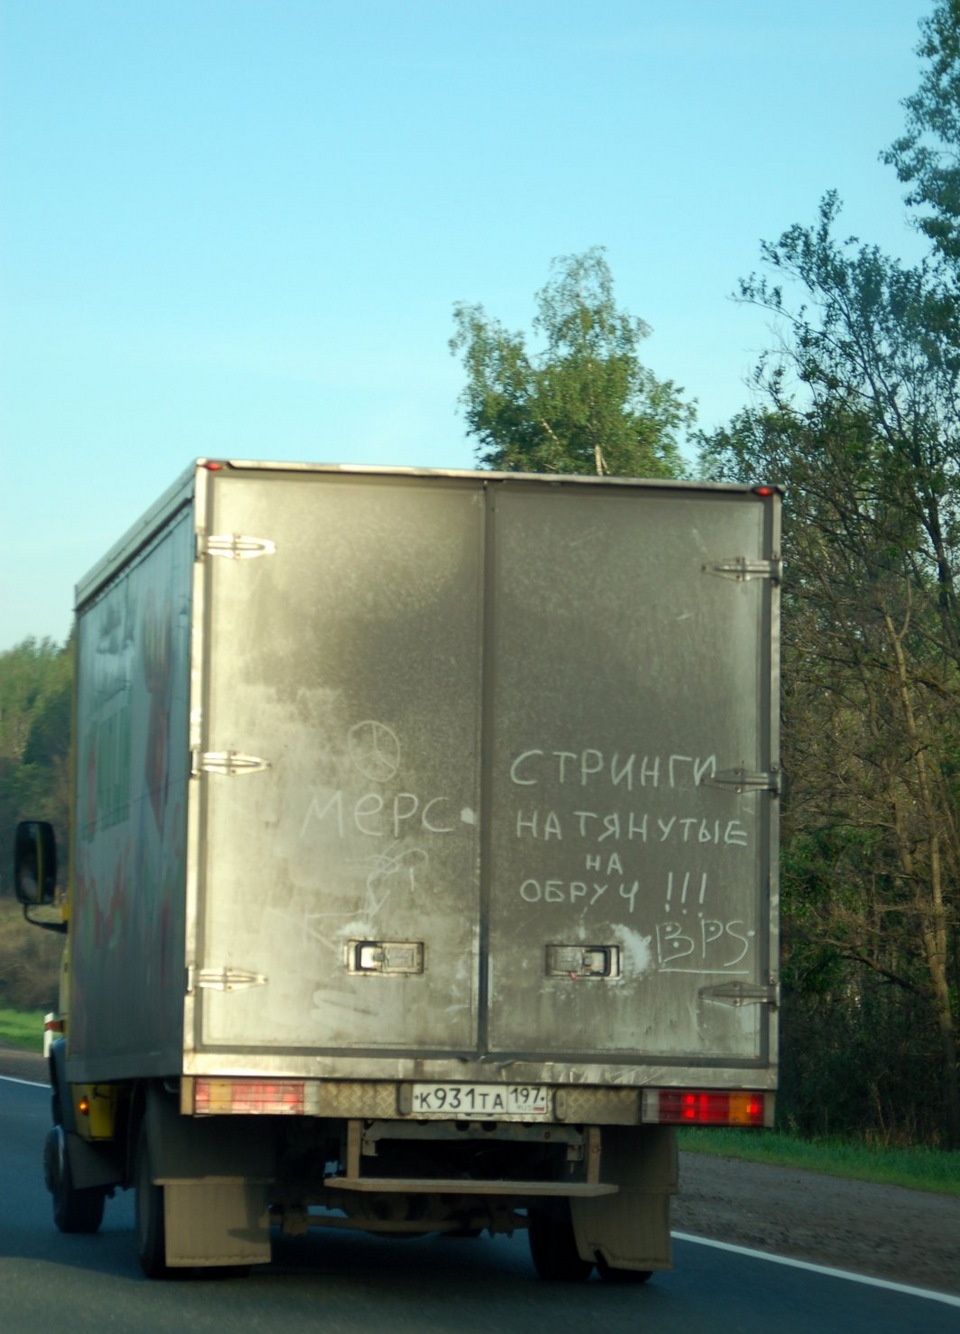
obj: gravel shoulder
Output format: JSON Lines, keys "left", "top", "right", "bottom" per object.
{"left": 3, "top": 1044, "right": 957, "bottom": 1297}
{"left": 674, "top": 1150, "right": 960, "bottom": 1299}
{"left": 0, "top": 1043, "right": 47, "bottom": 1085}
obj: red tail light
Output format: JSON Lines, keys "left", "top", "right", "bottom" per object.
{"left": 194, "top": 1078, "right": 306, "bottom": 1115}
{"left": 644, "top": 1089, "right": 769, "bottom": 1126}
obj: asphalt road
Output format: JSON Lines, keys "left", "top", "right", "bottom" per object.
{"left": 1, "top": 1074, "right": 957, "bottom": 1334}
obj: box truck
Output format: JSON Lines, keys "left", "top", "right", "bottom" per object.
{"left": 15, "top": 460, "right": 780, "bottom": 1280}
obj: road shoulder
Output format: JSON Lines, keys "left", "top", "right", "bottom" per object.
{"left": 675, "top": 1149, "right": 960, "bottom": 1298}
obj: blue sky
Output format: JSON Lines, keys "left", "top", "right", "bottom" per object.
{"left": 0, "top": 0, "right": 937, "bottom": 649}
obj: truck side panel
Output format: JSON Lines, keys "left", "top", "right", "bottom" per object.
{"left": 69, "top": 505, "right": 194, "bottom": 1080}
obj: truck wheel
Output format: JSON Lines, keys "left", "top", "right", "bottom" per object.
{"left": 44, "top": 1126, "right": 105, "bottom": 1234}
{"left": 528, "top": 1204, "right": 594, "bottom": 1282}
{"left": 135, "top": 1124, "right": 169, "bottom": 1279}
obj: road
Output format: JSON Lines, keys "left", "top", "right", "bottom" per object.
{"left": 1, "top": 1075, "right": 957, "bottom": 1334}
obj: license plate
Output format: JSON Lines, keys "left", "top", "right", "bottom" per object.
{"left": 408, "top": 1083, "right": 552, "bottom": 1118}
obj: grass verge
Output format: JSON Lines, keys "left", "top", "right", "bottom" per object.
{"left": 678, "top": 1126, "right": 960, "bottom": 1198}
{"left": 0, "top": 1007, "right": 46, "bottom": 1052}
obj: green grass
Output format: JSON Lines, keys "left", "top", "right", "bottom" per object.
{"left": 0, "top": 1007, "right": 47, "bottom": 1052}
{"left": 678, "top": 1126, "right": 960, "bottom": 1198}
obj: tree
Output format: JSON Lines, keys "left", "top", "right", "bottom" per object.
{"left": 450, "top": 247, "right": 694, "bottom": 476}
{"left": 0, "top": 638, "right": 73, "bottom": 894}
{"left": 699, "top": 198, "right": 960, "bottom": 1146}
{"left": 885, "top": 0, "right": 960, "bottom": 267}
{"left": 0, "top": 638, "right": 72, "bottom": 1010}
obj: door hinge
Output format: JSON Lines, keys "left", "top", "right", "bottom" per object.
{"left": 704, "top": 556, "right": 782, "bottom": 585}
{"left": 199, "top": 532, "right": 277, "bottom": 560}
{"left": 189, "top": 967, "right": 268, "bottom": 993}
{"left": 192, "top": 750, "right": 271, "bottom": 777}
{"left": 703, "top": 767, "right": 781, "bottom": 796}
{"left": 699, "top": 980, "right": 779, "bottom": 1008}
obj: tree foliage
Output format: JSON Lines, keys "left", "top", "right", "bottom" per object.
{"left": 885, "top": 0, "right": 960, "bottom": 266}
{"left": 450, "top": 247, "right": 694, "bottom": 476}
{"left": 0, "top": 638, "right": 72, "bottom": 1008}
{"left": 691, "top": 0, "right": 960, "bottom": 1147}
{"left": 699, "top": 195, "right": 960, "bottom": 1148}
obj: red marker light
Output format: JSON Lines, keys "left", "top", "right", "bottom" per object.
{"left": 753, "top": 485, "right": 776, "bottom": 497}
{"left": 646, "top": 1089, "right": 768, "bottom": 1126}
{"left": 204, "top": 461, "right": 224, "bottom": 472}
{"left": 194, "top": 1078, "right": 306, "bottom": 1115}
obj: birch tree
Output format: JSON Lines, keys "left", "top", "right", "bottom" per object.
{"left": 451, "top": 248, "right": 693, "bottom": 477}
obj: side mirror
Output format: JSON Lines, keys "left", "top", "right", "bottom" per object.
{"left": 14, "top": 821, "right": 58, "bottom": 906}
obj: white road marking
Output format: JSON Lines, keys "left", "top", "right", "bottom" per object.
{"left": 673, "top": 1230, "right": 960, "bottom": 1307}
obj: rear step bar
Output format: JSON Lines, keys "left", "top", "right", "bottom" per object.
{"left": 325, "top": 1177, "right": 618, "bottom": 1196}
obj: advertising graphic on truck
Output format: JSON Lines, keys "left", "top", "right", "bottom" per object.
{"left": 15, "top": 460, "right": 780, "bottom": 1280}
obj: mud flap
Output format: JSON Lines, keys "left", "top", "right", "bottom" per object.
{"left": 145, "top": 1084, "right": 273, "bottom": 1267}
{"left": 570, "top": 1125, "right": 677, "bottom": 1272}
{"left": 64, "top": 1130, "right": 123, "bottom": 1191}
{"left": 163, "top": 1182, "right": 271, "bottom": 1267}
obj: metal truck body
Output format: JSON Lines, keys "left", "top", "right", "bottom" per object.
{"left": 18, "top": 461, "right": 780, "bottom": 1279}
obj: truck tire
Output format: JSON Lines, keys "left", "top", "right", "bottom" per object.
{"left": 528, "top": 1204, "right": 594, "bottom": 1282}
{"left": 134, "top": 1123, "right": 169, "bottom": 1279}
{"left": 44, "top": 1126, "right": 105, "bottom": 1234}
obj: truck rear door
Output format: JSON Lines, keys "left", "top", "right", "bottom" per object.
{"left": 192, "top": 469, "right": 485, "bottom": 1055}
{"left": 483, "top": 482, "right": 779, "bottom": 1069}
